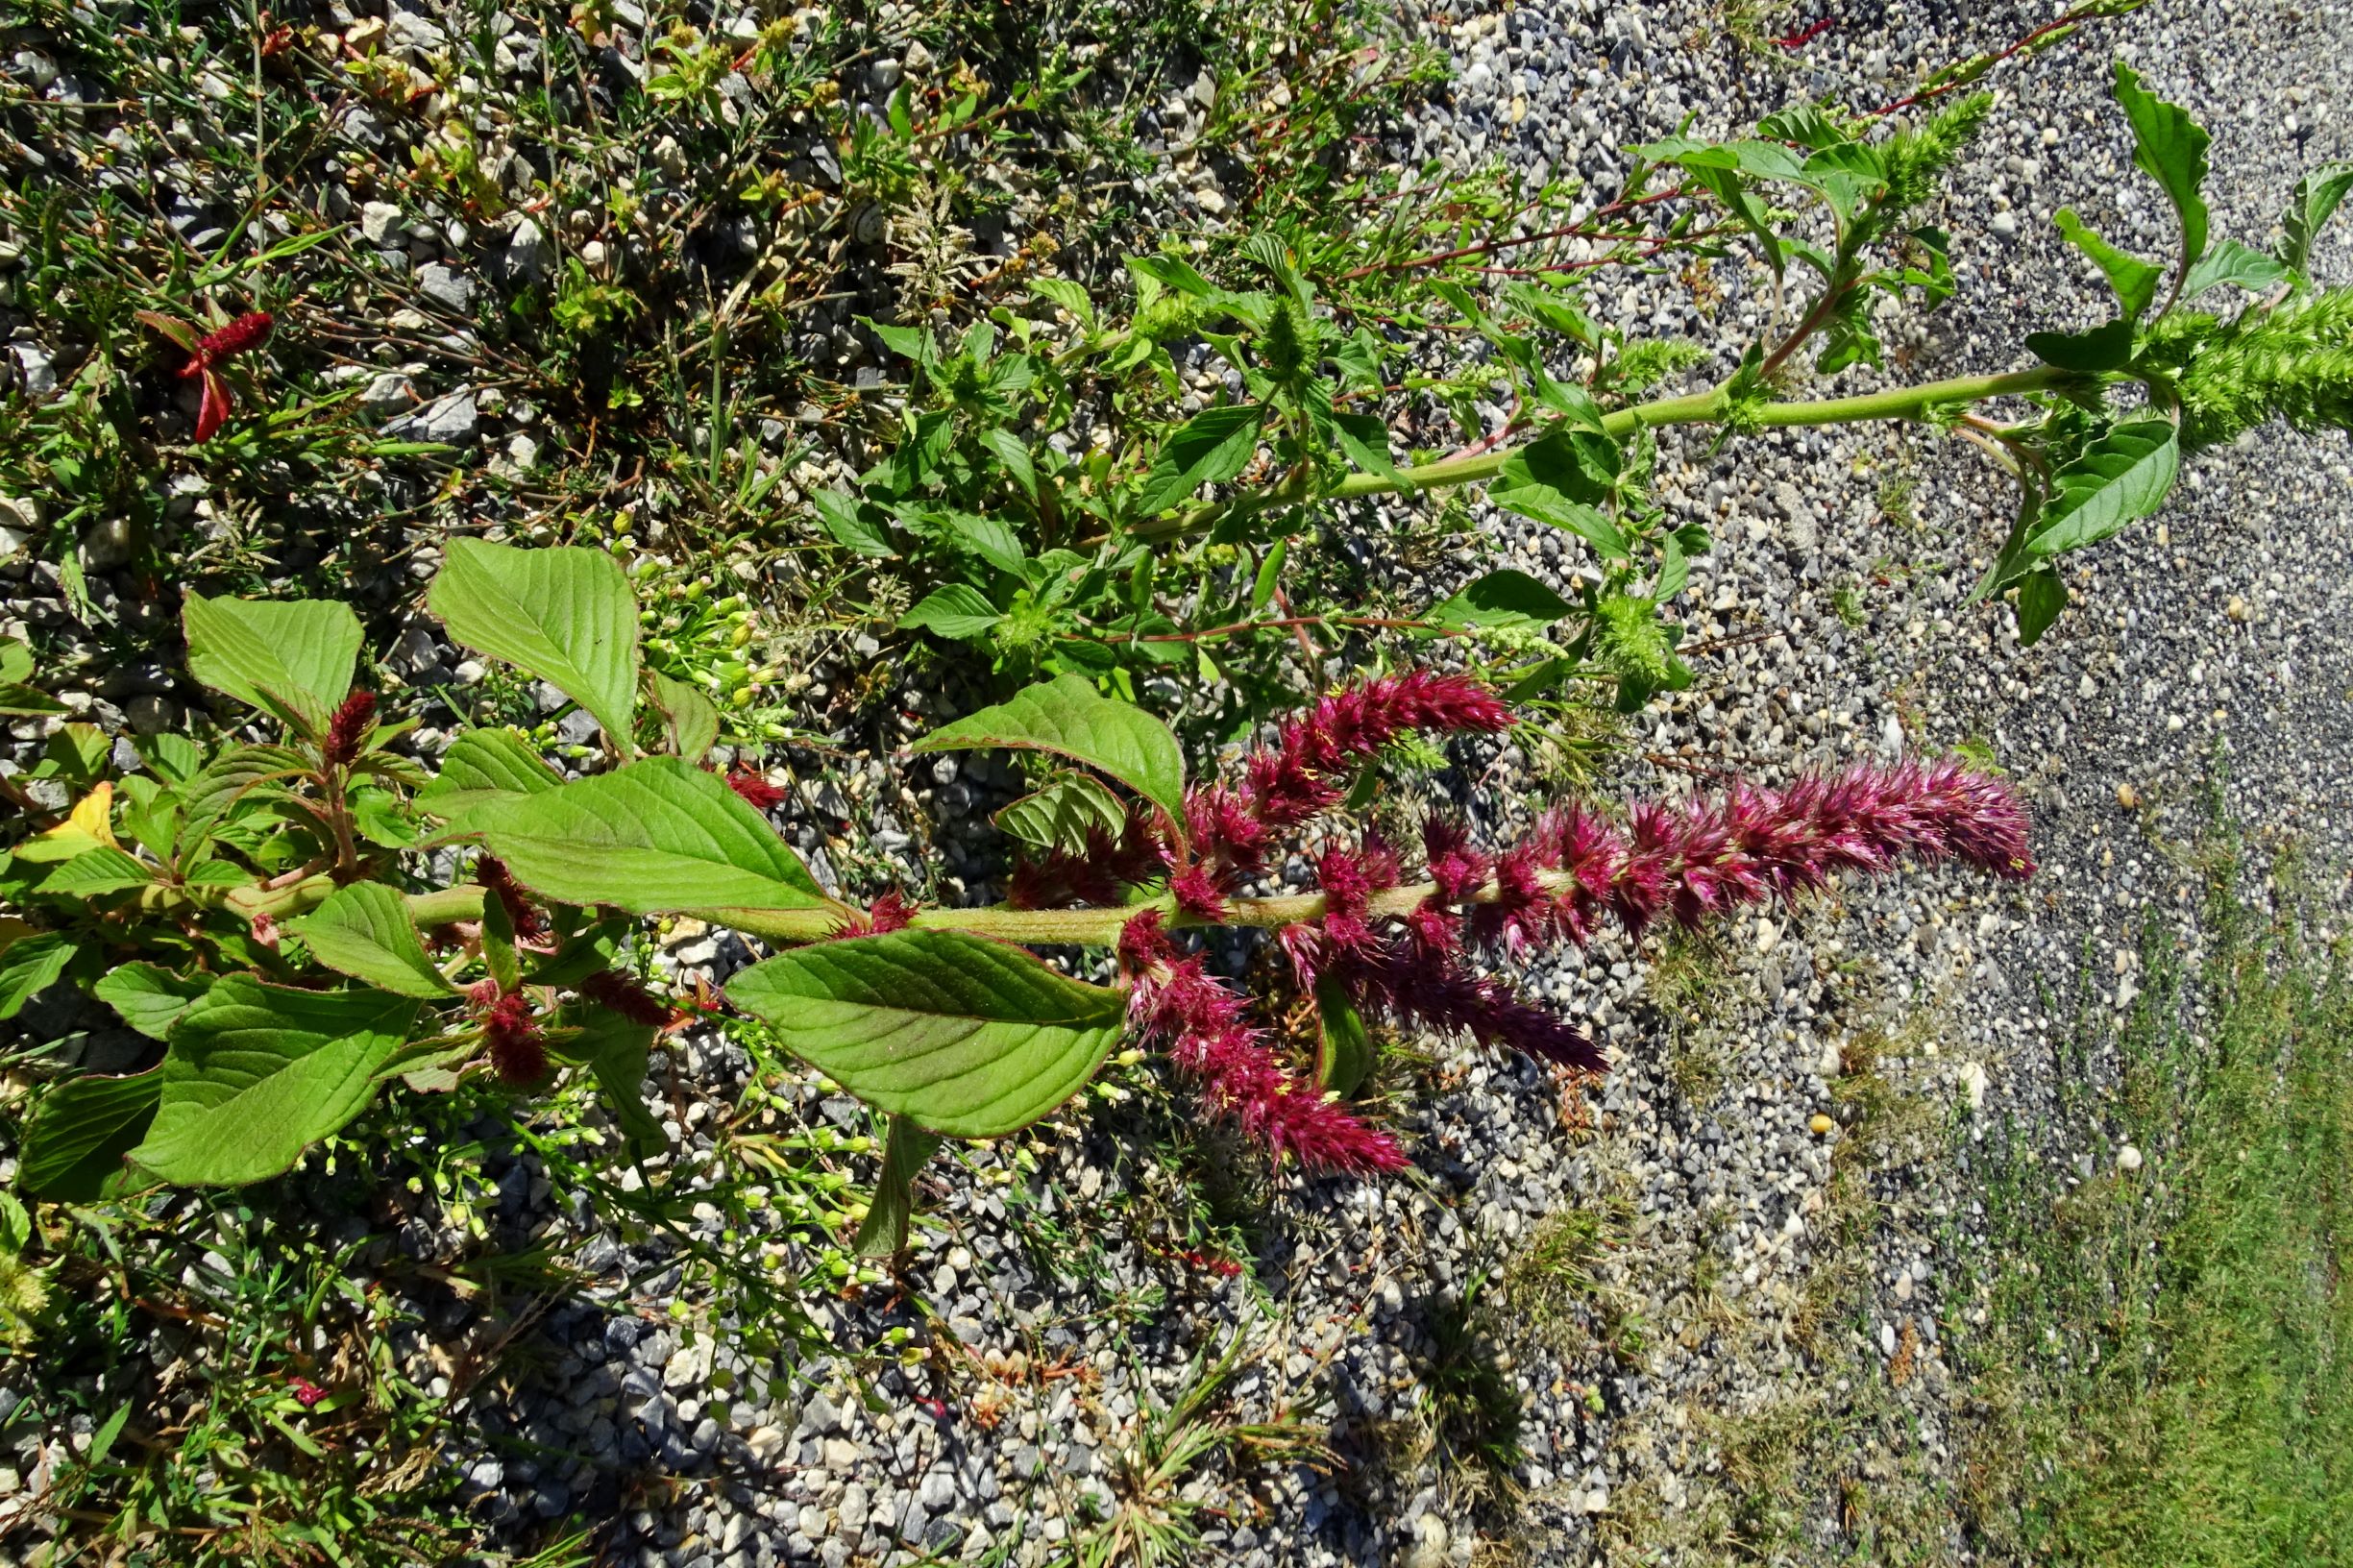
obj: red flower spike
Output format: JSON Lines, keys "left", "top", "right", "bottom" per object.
{"left": 1122, "top": 916, "right": 1406, "bottom": 1175}
{"left": 581, "top": 969, "right": 674, "bottom": 1028}
{"left": 475, "top": 852, "right": 550, "bottom": 943}
{"left": 197, "top": 310, "right": 274, "bottom": 364}
{"left": 725, "top": 766, "right": 788, "bottom": 811}
{"left": 1338, "top": 939, "right": 1605, "bottom": 1074}
{"left": 482, "top": 992, "right": 547, "bottom": 1084}
{"left": 322, "top": 688, "right": 376, "bottom": 769}
{"left": 168, "top": 310, "right": 272, "bottom": 443}
{"left": 289, "top": 1377, "right": 328, "bottom": 1409}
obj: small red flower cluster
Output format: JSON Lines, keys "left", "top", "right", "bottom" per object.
{"left": 822, "top": 891, "right": 917, "bottom": 941}
{"left": 1120, "top": 912, "right": 1409, "bottom": 1174}
{"left": 480, "top": 990, "right": 546, "bottom": 1084}
{"left": 581, "top": 968, "right": 675, "bottom": 1028}
{"left": 724, "top": 765, "right": 788, "bottom": 811}
{"left": 475, "top": 852, "right": 549, "bottom": 943}
{"left": 322, "top": 688, "right": 376, "bottom": 770}
{"left": 176, "top": 310, "right": 274, "bottom": 441}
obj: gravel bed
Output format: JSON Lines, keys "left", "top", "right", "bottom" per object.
{"left": 3, "top": 0, "right": 2349, "bottom": 1562}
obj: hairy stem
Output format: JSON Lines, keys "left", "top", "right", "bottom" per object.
{"left": 699, "top": 873, "right": 1572, "bottom": 949}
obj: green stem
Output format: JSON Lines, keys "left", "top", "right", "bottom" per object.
{"left": 1128, "top": 365, "right": 2067, "bottom": 542}
{"left": 714, "top": 872, "right": 1561, "bottom": 949}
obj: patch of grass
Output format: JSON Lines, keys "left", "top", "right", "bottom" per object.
{"left": 1955, "top": 870, "right": 2353, "bottom": 1564}
{"left": 1070, "top": 1326, "right": 1330, "bottom": 1568}
{"left": 1417, "top": 1272, "right": 1527, "bottom": 1499}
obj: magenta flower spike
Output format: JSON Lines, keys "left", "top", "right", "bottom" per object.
{"left": 996, "top": 670, "right": 2033, "bottom": 1177}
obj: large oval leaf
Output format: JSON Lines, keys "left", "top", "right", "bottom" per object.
{"left": 427, "top": 540, "right": 642, "bottom": 753}
{"left": 727, "top": 930, "right": 1126, "bottom": 1138}
{"left": 913, "top": 674, "right": 1184, "bottom": 829}
{"left": 413, "top": 727, "right": 563, "bottom": 823}
{"left": 182, "top": 595, "right": 362, "bottom": 734}
{"left": 289, "top": 882, "right": 458, "bottom": 997}
{"left": 2026, "top": 419, "right": 2180, "bottom": 561}
{"left": 468, "top": 755, "right": 828, "bottom": 924}
{"left": 130, "top": 977, "right": 421, "bottom": 1187}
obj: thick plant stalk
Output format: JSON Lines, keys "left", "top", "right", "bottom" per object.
{"left": 1128, "top": 364, "right": 2072, "bottom": 542}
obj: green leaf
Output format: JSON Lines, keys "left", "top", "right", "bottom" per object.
{"left": 1133, "top": 404, "right": 1265, "bottom": 515}
{"left": 427, "top": 540, "right": 642, "bottom": 755}
{"left": 289, "top": 883, "right": 457, "bottom": 997}
{"left": 648, "top": 673, "right": 721, "bottom": 763}
{"left": 914, "top": 674, "right": 1185, "bottom": 828}
{"left": 480, "top": 891, "right": 522, "bottom": 994}
{"left": 130, "top": 978, "right": 422, "bottom": 1187}
{"left": 813, "top": 490, "right": 895, "bottom": 557}
{"left": 727, "top": 931, "right": 1126, "bottom": 1138}
{"left": 0, "top": 682, "right": 66, "bottom": 717}
{"left": 1332, "top": 410, "right": 1399, "bottom": 478}
{"left": 17, "top": 1069, "right": 161, "bottom": 1200}
{"left": 994, "top": 772, "right": 1130, "bottom": 854}
{"left": 37, "top": 846, "right": 155, "bottom": 896}
{"left": 1428, "top": 569, "right": 1577, "bottom": 630}
{"left": 179, "top": 744, "right": 309, "bottom": 834}
{"left": 2179, "top": 238, "right": 2291, "bottom": 300}
{"left": 1632, "top": 136, "right": 1808, "bottom": 183}
{"left": 468, "top": 755, "right": 829, "bottom": 926}
{"left": 1757, "top": 102, "right": 1854, "bottom": 149}
{"left": 2024, "top": 317, "right": 2137, "bottom": 373}
{"left": 1029, "top": 277, "right": 1095, "bottom": 328}
{"left": 0, "top": 933, "right": 73, "bottom": 1021}
{"left": 853, "top": 1115, "right": 942, "bottom": 1257}
{"left": 897, "top": 585, "right": 1002, "bottom": 642}
{"left": 2053, "top": 208, "right": 2164, "bottom": 321}
{"left": 414, "top": 727, "right": 563, "bottom": 823}
{"left": 1686, "top": 165, "right": 1785, "bottom": 282}
{"left": 2112, "top": 61, "right": 2211, "bottom": 267}
{"left": 1493, "top": 429, "right": 1629, "bottom": 558}
{"left": 978, "top": 429, "right": 1039, "bottom": 501}
{"left": 1250, "top": 540, "right": 1287, "bottom": 614}
{"left": 932, "top": 508, "right": 1028, "bottom": 576}
{"left": 2278, "top": 161, "right": 2353, "bottom": 277}
{"left": 2027, "top": 418, "right": 2181, "bottom": 561}
{"left": 1314, "top": 979, "right": 1373, "bottom": 1097}
{"left": 182, "top": 594, "right": 361, "bottom": 734}
{"left": 93, "top": 965, "right": 212, "bottom": 1041}
{"left": 2015, "top": 566, "right": 2069, "bottom": 646}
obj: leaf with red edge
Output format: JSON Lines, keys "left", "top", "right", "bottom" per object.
{"left": 196, "top": 367, "right": 232, "bottom": 442}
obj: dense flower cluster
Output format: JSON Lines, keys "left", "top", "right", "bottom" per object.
{"left": 580, "top": 969, "right": 676, "bottom": 1028}
{"left": 173, "top": 309, "right": 274, "bottom": 441}
{"left": 321, "top": 688, "right": 376, "bottom": 770}
{"left": 1172, "top": 671, "right": 1512, "bottom": 917}
{"left": 1118, "top": 913, "right": 1407, "bottom": 1174}
{"left": 475, "top": 852, "right": 550, "bottom": 943}
{"left": 1103, "top": 673, "right": 2035, "bottom": 1173}
{"left": 478, "top": 990, "right": 546, "bottom": 1085}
